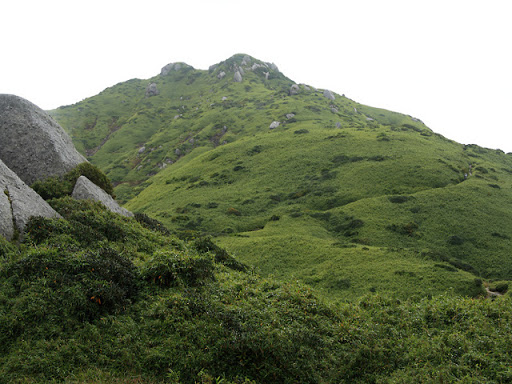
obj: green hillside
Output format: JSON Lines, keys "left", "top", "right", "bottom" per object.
{"left": 49, "top": 54, "right": 512, "bottom": 301}
{"left": 4, "top": 195, "right": 512, "bottom": 383}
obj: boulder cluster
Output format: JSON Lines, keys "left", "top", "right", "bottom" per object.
{"left": 208, "top": 54, "right": 280, "bottom": 84}
{"left": 0, "top": 94, "right": 131, "bottom": 241}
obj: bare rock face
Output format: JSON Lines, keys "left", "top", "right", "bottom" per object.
{"left": 0, "top": 159, "right": 61, "bottom": 240}
{"left": 145, "top": 83, "right": 159, "bottom": 97}
{"left": 0, "top": 94, "right": 86, "bottom": 186}
{"left": 234, "top": 71, "right": 243, "bottom": 82}
{"left": 160, "top": 62, "right": 193, "bottom": 76}
{"left": 72, "top": 176, "right": 133, "bottom": 217}
{"left": 323, "top": 90, "right": 336, "bottom": 101}
{"left": 289, "top": 84, "right": 300, "bottom": 95}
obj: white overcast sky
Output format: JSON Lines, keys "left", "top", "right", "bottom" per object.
{"left": 2, "top": 0, "right": 511, "bottom": 152}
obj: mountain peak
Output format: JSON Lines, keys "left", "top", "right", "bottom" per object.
{"left": 207, "top": 53, "right": 282, "bottom": 82}
{"left": 160, "top": 62, "right": 194, "bottom": 76}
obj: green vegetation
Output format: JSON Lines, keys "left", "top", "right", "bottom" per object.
{"left": 31, "top": 162, "right": 115, "bottom": 200}
{"left": 48, "top": 53, "right": 512, "bottom": 303}
{"left": 3, "top": 197, "right": 512, "bottom": 383}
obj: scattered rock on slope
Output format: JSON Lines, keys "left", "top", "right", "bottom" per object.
{"left": 269, "top": 121, "right": 280, "bottom": 129}
{"left": 145, "top": 83, "right": 159, "bottom": 97}
{"left": 234, "top": 71, "right": 243, "bottom": 82}
{"left": 0, "top": 159, "right": 61, "bottom": 240}
{"left": 289, "top": 84, "right": 300, "bottom": 95}
{"left": 323, "top": 90, "right": 336, "bottom": 101}
{"left": 72, "top": 175, "right": 133, "bottom": 217}
{"left": 0, "top": 94, "right": 86, "bottom": 186}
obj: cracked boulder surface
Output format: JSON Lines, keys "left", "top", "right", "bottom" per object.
{"left": 0, "top": 159, "right": 60, "bottom": 240}
{"left": 0, "top": 94, "right": 86, "bottom": 185}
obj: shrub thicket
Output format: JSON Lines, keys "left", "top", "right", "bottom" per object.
{"left": 3, "top": 197, "right": 512, "bottom": 383}
{"left": 31, "top": 162, "right": 115, "bottom": 200}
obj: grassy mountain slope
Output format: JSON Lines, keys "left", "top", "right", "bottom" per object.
{"left": 49, "top": 54, "right": 512, "bottom": 301}
{"left": 3, "top": 194, "right": 512, "bottom": 383}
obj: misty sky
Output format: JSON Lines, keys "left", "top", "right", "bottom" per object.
{"left": 2, "top": 0, "right": 511, "bottom": 151}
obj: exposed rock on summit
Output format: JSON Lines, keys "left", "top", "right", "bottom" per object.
{"left": 72, "top": 176, "right": 134, "bottom": 217}
{"left": 160, "top": 62, "right": 193, "bottom": 76}
{"left": 0, "top": 94, "right": 86, "bottom": 186}
{"left": 0, "top": 159, "right": 61, "bottom": 240}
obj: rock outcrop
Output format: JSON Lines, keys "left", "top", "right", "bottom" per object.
{"left": 72, "top": 176, "right": 133, "bottom": 217}
{"left": 160, "top": 62, "right": 193, "bottom": 76}
{"left": 289, "top": 84, "right": 300, "bottom": 95}
{"left": 323, "top": 90, "right": 336, "bottom": 101}
{"left": 0, "top": 94, "right": 86, "bottom": 186}
{"left": 234, "top": 71, "right": 243, "bottom": 82}
{"left": 269, "top": 121, "right": 280, "bottom": 129}
{"left": 145, "top": 83, "right": 159, "bottom": 97}
{"left": 0, "top": 159, "right": 61, "bottom": 240}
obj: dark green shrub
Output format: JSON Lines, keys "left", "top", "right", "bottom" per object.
{"left": 388, "top": 195, "right": 411, "bottom": 204}
{"left": 193, "top": 236, "right": 247, "bottom": 272}
{"left": 31, "top": 162, "right": 115, "bottom": 200}
{"left": 448, "top": 235, "right": 464, "bottom": 245}
{"left": 247, "top": 145, "right": 263, "bottom": 155}
{"left": 142, "top": 250, "right": 215, "bottom": 287}
{"left": 494, "top": 282, "right": 509, "bottom": 293}
{"left": 294, "top": 129, "right": 309, "bottom": 134}
{"left": 448, "top": 258, "right": 477, "bottom": 274}
{"left": 434, "top": 263, "right": 457, "bottom": 272}
{"left": 332, "top": 155, "right": 364, "bottom": 164}
{"left": 31, "top": 175, "right": 73, "bottom": 200}
{"left": 134, "top": 212, "right": 171, "bottom": 235}
{"left": 226, "top": 207, "right": 241, "bottom": 216}
{"left": 4, "top": 247, "right": 138, "bottom": 320}
{"left": 387, "top": 221, "right": 419, "bottom": 236}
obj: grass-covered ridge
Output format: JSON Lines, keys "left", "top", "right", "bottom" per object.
{"left": 49, "top": 53, "right": 512, "bottom": 301}
{"left": 2, "top": 197, "right": 512, "bottom": 383}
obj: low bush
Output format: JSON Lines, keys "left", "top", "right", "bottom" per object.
{"left": 193, "top": 236, "right": 248, "bottom": 272}
{"left": 141, "top": 250, "right": 215, "bottom": 287}
{"left": 134, "top": 212, "right": 171, "bottom": 235}
{"left": 31, "top": 162, "right": 115, "bottom": 200}
{"left": 3, "top": 246, "right": 138, "bottom": 321}
{"left": 388, "top": 195, "right": 412, "bottom": 204}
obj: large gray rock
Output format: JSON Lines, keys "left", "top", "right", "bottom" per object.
{"left": 323, "top": 90, "right": 336, "bottom": 101}
{"left": 289, "top": 84, "right": 300, "bottom": 95}
{"left": 0, "top": 159, "right": 61, "bottom": 240}
{"left": 72, "top": 176, "right": 133, "bottom": 217}
{"left": 0, "top": 94, "right": 86, "bottom": 186}
{"left": 234, "top": 71, "right": 243, "bottom": 82}
{"left": 145, "top": 83, "right": 159, "bottom": 97}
